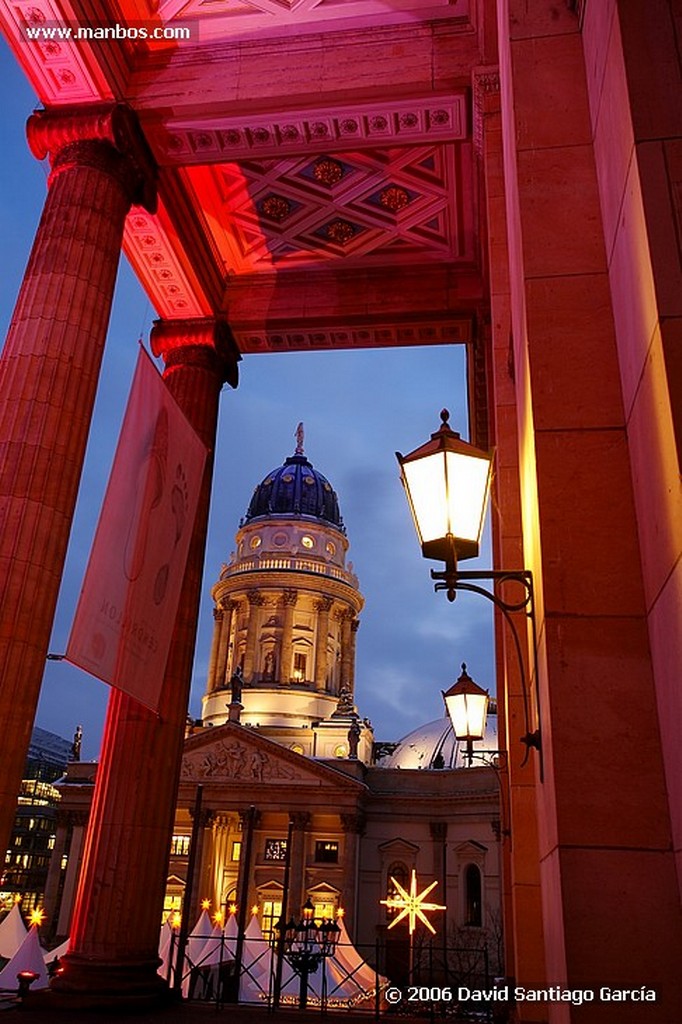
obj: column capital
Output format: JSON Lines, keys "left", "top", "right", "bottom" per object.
{"left": 151, "top": 317, "right": 241, "bottom": 389}
{"left": 340, "top": 811, "right": 366, "bottom": 835}
{"left": 289, "top": 811, "right": 311, "bottom": 831}
{"left": 213, "top": 607, "right": 224, "bottom": 622}
{"left": 282, "top": 588, "right": 298, "bottom": 607}
{"left": 27, "top": 103, "right": 157, "bottom": 211}
{"left": 315, "top": 596, "right": 333, "bottom": 613}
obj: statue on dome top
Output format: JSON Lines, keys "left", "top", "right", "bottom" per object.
{"left": 295, "top": 422, "right": 305, "bottom": 456}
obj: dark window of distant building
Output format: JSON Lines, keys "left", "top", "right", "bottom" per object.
{"left": 315, "top": 841, "right": 339, "bottom": 863}
{"left": 464, "top": 864, "right": 482, "bottom": 927}
{"left": 264, "top": 839, "right": 288, "bottom": 862}
{"left": 170, "top": 835, "right": 190, "bottom": 857}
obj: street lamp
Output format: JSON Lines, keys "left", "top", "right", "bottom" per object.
{"left": 397, "top": 410, "right": 542, "bottom": 773}
{"left": 442, "top": 663, "right": 489, "bottom": 766}
{"left": 275, "top": 899, "right": 340, "bottom": 1009}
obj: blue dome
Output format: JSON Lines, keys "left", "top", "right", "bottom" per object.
{"left": 244, "top": 453, "right": 345, "bottom": 532}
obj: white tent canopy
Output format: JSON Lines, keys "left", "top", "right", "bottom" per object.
{"left": 0, "top": 926, "right": 49, "bottom": 992}
{"left": 0, "top": 905, "right": 27, "bottom": 961}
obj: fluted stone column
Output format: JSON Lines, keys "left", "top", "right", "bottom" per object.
{"left": 206, "top": 608, "right": 224, "bottom": 693}
{"left": 0, "top": 105, "right": 155, "bottom": 858}
{"left": 188, "top": 809, "right": 216, "bottom": 926}
{"left": 338, "top": 610, "right": 354, "bottom": 693}
{"left": 348, "top": 618, "right": 360, "bottom": 694}
{"left": 288, "top": 812, "right": 311, "bottom": 915}
{"left": 313, "top": 597, "right": 333, "bottom": 691}
{"left": 243, "top": 592, "right": 264, "bottom": 682}
{"left": 340, "top": 811, "right": 365, "bottom": 939}
{"left": 216, "top": 600, "right": 235, "bottom": 687}
{"left": 54, "top": 319, "right": 239, "bottom": 1005}
{"left": 280, "top": 590, "right": 297, "bottom": 682}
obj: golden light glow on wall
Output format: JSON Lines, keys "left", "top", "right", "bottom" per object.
{"left": 380, "top": 869, "right": 445, "bottom": 935}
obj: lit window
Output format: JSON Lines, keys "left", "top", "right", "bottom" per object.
{"left": 264, "top": 839, "right": 288, "bottom": 862}
{"left": 231, "top": 841, "right": 242, "bottom": 862}
{"left": 250, "top": 535, "right": 262, "bottom": 549}
{"left": 170, "top": 835, "right": 190, "bottom": 857}
{"left": 292, "top": 652, "right": 307, "bottom": 681}
{"left": 315, "top": 841, "right": 339, "bottom": 864}
{"left": 313, "top": 900, "right": 336, "bottom": 922}
{"left": 326, "top": 542, "right": 336, "bottom": 556}
{"left": 261, "top": 899, "right": 282, "bottom": 942}
{"left": 334, "top": 743, "right": 348, "bottom": 758}
{"left": 60, "top": 854, "right": 68, "bottom": 871}
{"left": 301, "top": 535, "right": 315, "bottom": 549}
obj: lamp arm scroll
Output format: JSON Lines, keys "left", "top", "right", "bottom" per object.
{"left": 431, "top": 565, "right": 543, "bottom": 780}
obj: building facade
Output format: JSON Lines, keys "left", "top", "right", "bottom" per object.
{"left": 47, "top": 442, "right": 502, "bottom": 977}
{"left": 0, "top": 1, "right": 681, "bottom": 1019}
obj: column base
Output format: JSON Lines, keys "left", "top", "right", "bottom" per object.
{"left": 43, "top": 953, "right": 171, "bottom": 1010}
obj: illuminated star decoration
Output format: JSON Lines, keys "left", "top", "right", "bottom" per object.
{"left": 380, "top": 870, "right": 446, "bottom": 935}
{"left": 30, "top": 907, "right": 45, "bottom": 927}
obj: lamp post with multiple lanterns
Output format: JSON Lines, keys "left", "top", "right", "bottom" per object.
{"left": 275, "top": 899, "right": 341, "bottom": 1010}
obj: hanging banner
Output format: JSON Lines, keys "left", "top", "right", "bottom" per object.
{"left": 66, "top": 348, "right": 207, "bottom": 712}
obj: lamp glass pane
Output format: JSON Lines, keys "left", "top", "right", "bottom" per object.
{"left": 445, "top": 692, "right": 488, "bottom": 741}
{"left": 401, "top": 452, "right": 449, "bottom": 543}
{"left": 444, "top": 451, "right": 492, "bottom": 544}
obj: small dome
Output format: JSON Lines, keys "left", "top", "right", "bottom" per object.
{"left": 382, "top": 710, "right": 498, "bottom": 770}
{"left": 244, "top": 452, "right": 344, "bottom": 533}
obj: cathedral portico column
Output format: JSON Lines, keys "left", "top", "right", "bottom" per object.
{"left": 0, "top": 105, "right": 155, "bottom": 858}
{"left": 187, "top": 809, "right": 216, "bottom": 925}
{"left": 280, "top": 589, "right": 297, "bottom": 683}
{"left": 243, "top": 592, "right": 264, "bottom": 681}
{"left": 340, "top": 812, "right": 365, "bottom": 938}
{"left": 313, "top": 597, "right": 333, "bottom": 691}
{"left": 216, "top": 600, "right": 235, "bottom": 687}
{"left": 288, "top": 811, "right": 311, "bottom": 914}
{"left": 207, "top": 608, "right": 225, "bottom": 694}
{"left": 54, "top": 319, "right": 239, "bottom": 1005}
{"left": 338, "top": 610, "right": 354, "bottom": 693}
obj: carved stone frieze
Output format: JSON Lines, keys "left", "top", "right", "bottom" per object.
{"left": 182, "top": 739, "right": 301, "bottom": 781}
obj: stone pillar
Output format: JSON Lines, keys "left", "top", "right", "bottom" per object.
{"left": 206, "top": 608, "right": 224, "bottom": 694}
{"left": 54, "top": 319, "right": 239, "bottom": 1005}
{"left": 348, "top": 618, "right": 360, "bottom": 694}
{"left": 474, "top": 63, "right": 546, "bottom": 1011}
{"left": 0, "top": 105, "right": 155, "bottom": 858}
{"left": 340, "top": 812, "right": 365, "bottom": 939}
{"left": 280, "top": 589, "right": 297, "bottom": 683}
{"left": 243, "top": 592, "right": 263, "bottom": 682}
{"left": 288, "top": 812, "right": 311, "bottom": 915}
{"left": 338, "top": 610, "right": 353, "bottom": 693}
{"left": 216, "top": 600, "right": 235, "bottom": 686}
{"left": 313, "top": 597, "right": 333, "bottom": 691}
{"left": 43, "top": 810, "right": 70, "bottom": 936}
{"left": 496, "top": 4, "right": 682, "bottom": 1020}
{"left": 187, "top": 809, "right": 216, "bottom": 926}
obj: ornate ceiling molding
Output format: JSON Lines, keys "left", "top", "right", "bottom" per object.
{"left": 231, "top": 319, "right": 472, "bottom": 354}
{"left": 146, "top": 94, "right": 467, "bottom": 166}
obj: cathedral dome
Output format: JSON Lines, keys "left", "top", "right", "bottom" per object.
{"left": 382, "top": 708, "right": 498, "bottom": 770}
{"left": 244, "top": 431, "right": 344, "bottom": 532}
